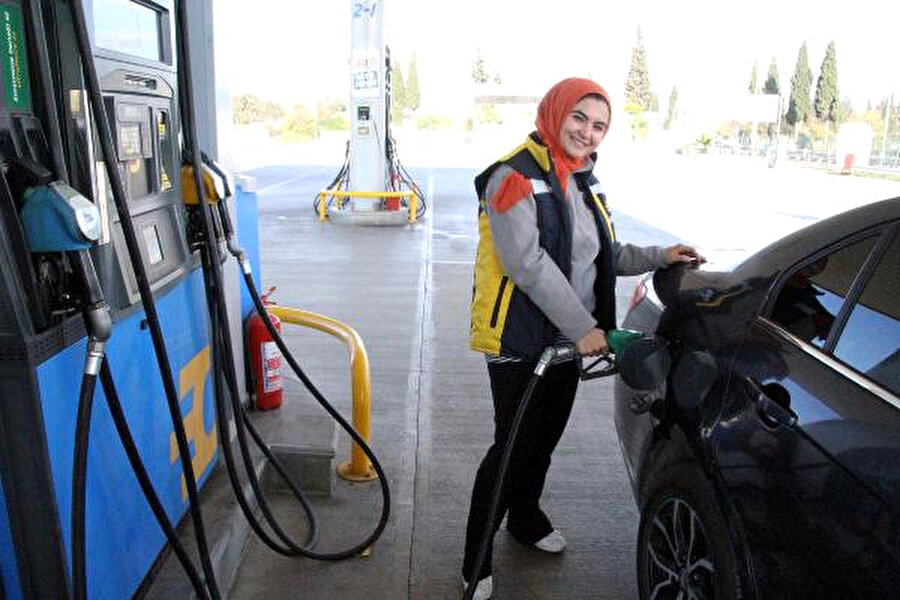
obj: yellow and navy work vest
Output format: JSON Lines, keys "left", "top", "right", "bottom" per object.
{"left": 469, "top": 133, "right": 618, "bottom": 361}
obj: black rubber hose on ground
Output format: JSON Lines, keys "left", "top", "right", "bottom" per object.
{"left": 240, "top": 267, "right": 392, "bottom": 559}
{"left": 196, "top": 241, "right": 320, "bottom": 555}
{"left": 69, "top": 2, "right": 220, "bottom": 597}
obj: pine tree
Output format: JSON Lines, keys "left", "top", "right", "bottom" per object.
{"left": 763, "top": 58, "right": 780, "bottom": 94}
{"left": 471, "top": 48, "right": 489, "bottom": 84}
{"left": 406, "top": 53, "right": 420, "bottom": 112}
{"left": 814, "top": 41, "right": 840, "bottom": 124}
{"left": 748, "top": 61, "right": 758, "bottom": 94}
{"left": 786, "top": 43, "right": 813, "bottom": 128}
{"left": 664, "top": 85, "right": 678, "bottom": 130}
{"left": 624, "top": 27, "right": 653, "bottom": 110}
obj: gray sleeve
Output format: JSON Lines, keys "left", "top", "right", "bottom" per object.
{"left": 614, "top": 242, "right": 669, "bottom": 276}
{"left": 485, "top": 166, "right": 597, "bottom": 342}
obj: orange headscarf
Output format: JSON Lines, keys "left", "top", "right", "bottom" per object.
{"left": 535, "top": 77, "right": 611, "bottom": 193}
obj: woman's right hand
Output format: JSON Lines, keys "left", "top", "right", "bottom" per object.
{"left": 576, "top": 328, "right": 608, "bottom": 356}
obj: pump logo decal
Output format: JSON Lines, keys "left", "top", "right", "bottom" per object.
{"left": 170, "top": 346, "right": 217, "bottom": 501}
{"left": 0, "top": 5, "right": 30, "bottom": 111}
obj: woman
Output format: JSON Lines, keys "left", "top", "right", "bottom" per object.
{"left": 463, "top": 77, "right": 702, "bottom": 599}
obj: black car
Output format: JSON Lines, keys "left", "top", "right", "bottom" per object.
{"left": 613, "top": 197, "right": 900, "bottom": 600}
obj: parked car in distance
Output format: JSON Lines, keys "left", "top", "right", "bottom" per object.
{"left": 614, "top": 197, "right": 900, "bottom": 600}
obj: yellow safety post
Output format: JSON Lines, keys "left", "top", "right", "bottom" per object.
{"left": 317, "top": 191, "right": 327, "bottom": 221}
{"left": 316, "top": 189, "right": 418, "bottom": 223}
{"left": 266, "top": 305, "right": 377, "bottom": 482}
{"left": 408, "top": 193, "right": 419, "bottom": 224}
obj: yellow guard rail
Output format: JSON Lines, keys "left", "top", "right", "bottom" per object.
{"left": 317, "top": 189, "right": 419, "bottom": 224}
{"left": 266, "top": 305, "right": 377, "bottom": 482}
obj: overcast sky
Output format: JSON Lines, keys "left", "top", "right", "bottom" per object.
{"left": 214, "top": 0, "right": 900, "bottom": 117}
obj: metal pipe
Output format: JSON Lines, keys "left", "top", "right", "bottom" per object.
{"left": 266, "top": 305, "right": 376, "bottom": 481}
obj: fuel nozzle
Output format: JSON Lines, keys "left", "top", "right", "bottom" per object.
{"left": 534, "top": 329, "right": 648, "bottom": 379}
{"left": 575, "top": 329, "right": 671, "bottom": 388}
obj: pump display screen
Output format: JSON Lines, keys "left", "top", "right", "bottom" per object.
{"left": 118, "top": 123, "right": 142, "bottom": 158}
{"left": 93, "top": 0, "right": 162, "bottom": 62}
{"left": 142, "top": 224, "right": 164, "bottom": 265}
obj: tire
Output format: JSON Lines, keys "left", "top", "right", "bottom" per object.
{"left": 637, "top": 464, "right": 742, "bottom": 600}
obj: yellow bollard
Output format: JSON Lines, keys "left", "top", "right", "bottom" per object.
{"left": 265, "top": 306, "right": 377, "bottom": 482}
{"left": 408, "top": 193, "right": 418, "bottom": 224}
{"left": 317, "top": 192, "right": 327, "bottom": 221}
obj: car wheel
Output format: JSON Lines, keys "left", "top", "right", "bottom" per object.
{"left": 637, "top": 464, "right": 742, "bottom": 600}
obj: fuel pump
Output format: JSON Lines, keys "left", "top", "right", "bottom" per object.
{"left": 0, "top": 1, "right": 229, "bottom": 598}
{"left": 314, "top": 0, "right": 426, "bottom": 225}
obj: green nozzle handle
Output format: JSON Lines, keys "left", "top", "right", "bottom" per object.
{"left": 607, "top": 328, "right": 644, "bottom": 355}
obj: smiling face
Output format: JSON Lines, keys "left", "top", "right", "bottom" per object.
{"left": 557, "top": 96, "right": 610, "bottom": 160}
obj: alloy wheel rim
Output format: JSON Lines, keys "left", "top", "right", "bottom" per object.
{"left": 645, "top": 497, "right": 716, "bottom": 600}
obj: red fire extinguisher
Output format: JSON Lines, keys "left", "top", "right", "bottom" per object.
{"left": 247, "top": 287, "right": 283, "bottom": 410}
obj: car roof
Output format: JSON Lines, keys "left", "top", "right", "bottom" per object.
{"left": 734, "top": 197, "right": 900, "bottom": 278}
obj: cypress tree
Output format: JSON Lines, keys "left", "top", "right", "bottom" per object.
{"left": 786, "top": 43, "right": 813, "bottom": 127}
{"left": 664, "top": 85, "right": 678, "bottom": 130}
{"left": 471, "top": 49, "right": 489, "bottom": 84}
{"left": 763, "top": 58, "right": 780, "bottom": 95}
{"left": 406, "top": 52, "right": 420, "bottom": 112}
{"left": 814, "top": 41, "right": 840, "bottom": 124}
{"left": 749, "top": 61, "right": 758, "bottom": 94}
{"left": 624, "top": 27, "right": 653, "bottom": 110}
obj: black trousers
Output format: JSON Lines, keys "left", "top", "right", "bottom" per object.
{"left": 462, "top": 360, "right": 580, "bottom": 581}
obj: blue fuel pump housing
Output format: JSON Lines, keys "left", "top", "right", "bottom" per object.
{"left": 21, "top": 182, "right": 101, "bottom": 252}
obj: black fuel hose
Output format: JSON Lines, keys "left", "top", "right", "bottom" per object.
{"left": 197, "top": 241, "right": 321, "bottom": 554}
{"left": 70, "top": 370, "right": 97, "bottom": 600}
{"left": 240, "top": 265, "right": 392, "bottom": 559}
{"left": 69, "top": 1, "right": 220, "bottom": 597}
{"left": 463, "top": 346, "right": 577, "bottom": 600}
{"left": 175, "top": 0, "right": 390, "bottom": 558}
{"left": 98, "top": 360, "right": 209, "bottom": 598}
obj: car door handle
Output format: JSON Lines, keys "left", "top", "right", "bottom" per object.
{"left": 746, "top": 377, "right": 797, "bottom": 428}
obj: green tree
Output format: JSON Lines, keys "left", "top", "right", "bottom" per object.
{"left": 840, "top": 97, "right": 854, "bottom": 122}
{"left": 786, "top": 43, "right": 813, "bottom": 128}
{"left": 814, "top": 41, "right": 840, "bottom": 125}
{"left": 406, "top": 52, "right": 420, "bottom": 112}
{"left": 624, "top": 27, "right": 653, "bottom": 110}
{"left": 233, "top": 94, "right": 283, "bottom": 124}
{"left": 317, "top": 99, "right": 349, "bottom": 131}
{"left": 472, "top": 48, "right": 489, "bottom": 84}
{"left": 663, "top": 85, "right": 678, "bottom": 130}
{"left": 763, "top": 58, "right": 780, "bottom": 94}
{"left": 391, "top": 60, "right": 406, "bottom": 124}
{"left": 748, "top": 60, "right": 758, "bottom": 94}
{"left": 277, "top": 104, "right": 317, "bottom": 142}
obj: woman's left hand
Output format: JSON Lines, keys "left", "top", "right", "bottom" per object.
{"left": 665, "top": 244, "right": 705, "bottom": 265}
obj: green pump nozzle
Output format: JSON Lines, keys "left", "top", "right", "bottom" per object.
{"left": 576, "top": 329, "right": 645, "bottom": 380}
{"left": 606, "top": 328, "right": 644, "bottom": 356}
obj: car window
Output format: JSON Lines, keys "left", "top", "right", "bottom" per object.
{"left": 769, "top": 236, "right": 876, "bottom": 348}
{"left": 834, "top": 232, "right": 900, "bottom": 396}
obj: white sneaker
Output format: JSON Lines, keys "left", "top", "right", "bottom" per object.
{"left": 462, "top": 575, "right": 493, "bottom": 600}
{"left": 533, "top": 529, "right": 566, "bottom": 553}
